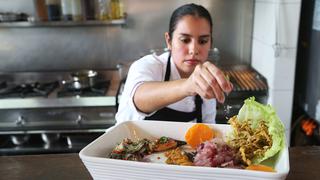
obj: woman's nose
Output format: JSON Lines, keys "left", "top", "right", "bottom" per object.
{"left": 189, "top": 42, "right": 199, "bottom": 55}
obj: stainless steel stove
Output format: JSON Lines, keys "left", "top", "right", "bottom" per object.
{"left": 0, "top": 70, "right": 120, "bottom": 155}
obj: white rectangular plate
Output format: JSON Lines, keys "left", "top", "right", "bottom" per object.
{"left": 79, "top": 120, "right": 289, "bottom": 180}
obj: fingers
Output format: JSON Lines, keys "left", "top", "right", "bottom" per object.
{"left": 191, "top": 64, "right": 225, "bottom": 103}
{"left": 197, "top": 66, "right": 225, "bottom": 102}
{"left": 203, "top": 62, "right": 233, "bottom": 93}
{"left": 191, "top": 62, "right": 233, "bottom": 103}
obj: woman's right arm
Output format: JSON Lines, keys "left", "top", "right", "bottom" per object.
{"left": 133, "top": 61, "right": 233, "bottom": 114}
{"left": 133, "top": 79, "right": 192, "bottom": 114}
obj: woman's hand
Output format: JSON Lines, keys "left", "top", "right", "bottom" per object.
{"left": 184, "top": 61, "right": 233, "bottom": 103}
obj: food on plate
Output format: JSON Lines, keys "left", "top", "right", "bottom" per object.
{"left": 108, "top": 136, "right": 185, "bottom": 161}
{"left": 246, "top": 164, "right": 275, "bottom": 172}
{"left": 227, "top": 97, "right": 285, "bottom": 165}
{"left": 153, "top": 136, "right": 186, "bottom": 152}
{"left": 193, "top": 138, "right": 244, "bottom": 168}
{"left": 185, "top": 123, "right": 215, "bottom": 149}
{"left": 108, "top": 138, "right": 153, "bottom": 161}
{"left": 228, "top": 116, "right": 272, "bottom": 165}
{"left": 165, "top": 147, "right": 193, "bottom": 166}
{"left": 107, "top": 97, "right": 285, "bottom": 173}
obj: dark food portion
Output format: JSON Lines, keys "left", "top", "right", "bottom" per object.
{"left": 108, "top": 136, "right": 186, "bottom": 161}
{"left": 194, "top": 139, "right": 244, "bottom": 168}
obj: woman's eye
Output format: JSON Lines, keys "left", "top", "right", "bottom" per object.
{"left": 199, "top": 39, "right": 209, "bottom": 45}
{"left": 180, "top": 38, "right": 191, "bottom": 44}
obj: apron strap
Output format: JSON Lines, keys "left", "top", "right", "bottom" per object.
{"left": 195, "top": 95, "right": 202, "bottom": 123}
{"left": 164, "top": 54, "right": 171, "bottom": 81}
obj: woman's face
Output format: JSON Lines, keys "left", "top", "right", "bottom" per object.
{"left": 166, "top": 15, "right": 211, "bottom": 78}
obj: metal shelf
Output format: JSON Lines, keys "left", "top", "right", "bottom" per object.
{"left": 0, "top": 18, "right": 126, "bottom": 28}
{"left": 0, "top": 96, "right": 116, "bottom": 109}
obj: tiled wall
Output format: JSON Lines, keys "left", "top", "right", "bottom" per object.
{"left": 251, "top": 0, "right": 302, "bottom": 145}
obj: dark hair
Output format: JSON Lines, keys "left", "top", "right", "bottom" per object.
{"left": 168, "top": 3, "right": 213, "bottom": 42}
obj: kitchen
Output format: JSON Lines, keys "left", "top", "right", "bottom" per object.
{"left": 0, "top": 0, "right": 319, "bottom": 179}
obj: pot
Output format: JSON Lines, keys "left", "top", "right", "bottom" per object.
{"left": 62, "top": 70, "right": 98, "bottom": 90}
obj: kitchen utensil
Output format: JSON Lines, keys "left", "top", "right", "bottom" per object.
{"left": 62, "top": 70, "right": 98, "bottom": 90}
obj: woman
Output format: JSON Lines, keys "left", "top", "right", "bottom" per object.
{"left": 116, "top": 3, "right": 233, "bottom": 124}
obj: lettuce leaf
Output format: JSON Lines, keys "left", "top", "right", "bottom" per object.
{"left": 236, "top": 97, "right": 286, "bottom": 164}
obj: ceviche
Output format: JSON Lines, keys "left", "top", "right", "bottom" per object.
{"left": 107, "top": 97, "right": 285, "bottom": 172}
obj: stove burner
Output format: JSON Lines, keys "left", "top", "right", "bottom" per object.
{"left": 0, "top": 81, "right": 59, "bottom": 98}
{"left": 57, "top": 80, "right": 110, "bottom": 97}
{"left": 0, "top": 81, "right": 7, "bottom": 89}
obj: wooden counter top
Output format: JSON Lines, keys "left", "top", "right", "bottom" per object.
{"left": 0, "top": 154, "right": 92, "bottom": 180}
{"left": 0, "top": 146, "right": 319, "bottom": 180}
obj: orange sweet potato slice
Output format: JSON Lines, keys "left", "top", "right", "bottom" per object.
{"left": 185, "top": 123, "right": 214, "bottom": 149}
{"left": 246, "top": 164, "right": 276, "bottom": 172}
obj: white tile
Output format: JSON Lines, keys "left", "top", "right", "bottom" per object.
{"left": 278, "top": 3, "right": 302, "bottom": 47}
{"left": 251, "top": 39, "right": 276, "bottom": 88}
{"left": 273, "top": 48, "right": 297, "bottom": 90}
{"left": 255, "top": 0, "right": 301, "bottom": 3}
{"left": 253, "top": 2, "right": 276, "bottom": 46}
{"left": 253, "top": 1, "right": 301, "bottom": 47}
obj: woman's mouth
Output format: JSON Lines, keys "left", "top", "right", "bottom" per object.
{"left": 185, "top": 59, "right": 200, "bottom": 66}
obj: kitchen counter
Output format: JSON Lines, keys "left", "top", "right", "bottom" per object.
{"left": 0, "top": 146, "right": 319, "bottom": 180}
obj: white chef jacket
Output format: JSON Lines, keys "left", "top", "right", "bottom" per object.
{"left": 115, "top": 52, "right": 217, "bottom": 124}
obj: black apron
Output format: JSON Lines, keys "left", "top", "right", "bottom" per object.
{"left": 144, "top": 55, "right": 203, "bottom": 122}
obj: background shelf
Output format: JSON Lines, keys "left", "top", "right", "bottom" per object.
{"left": 0, "top": 18, "right": 126, "bottom": 28}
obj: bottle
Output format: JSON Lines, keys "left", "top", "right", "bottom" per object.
{"left": 96, "top": 0, "right": 110, "bottom": 20}
{"left": 34, "top": 0, "right": 48, "bottom": 21}
{"left": 110, "top": 0, "right": 121, "bottom": 19}
{"left": 211, "top": 47, "right": 220, "bottom": 65}
{"left": 71, "top": 0, "right": 83, "bottom": 21}
{"left": 45, "top": 0, "right": 61, "bottom": 21}
{"left": 82, "top": 0, "right": 95, "bottom": 20}
{"left": 61, "top": 0, "right": 73, "bottom": 21}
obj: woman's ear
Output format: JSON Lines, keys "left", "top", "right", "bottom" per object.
{"left": 164, "top": 32, "right": 172, "bottom": 50}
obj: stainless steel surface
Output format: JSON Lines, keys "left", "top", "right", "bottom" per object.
{"left": 0, "top": 129, "right": 108, "bottom": 135}
{"left": 0, "top": 0, "right": 254, "bottom": 71}
{"left": 10, "top": 134, "right": 30, "bottom": 145}
{"left": 0, "top": 70, "right": 119, "bottom": 109}
{"left": 0, "top": 69, "right": 118, "bottom": 154}
{"left": 0, "top": 19, "right": 126, "bottom": 27}
{"left": 0, "top": 97, "right": 116, "bottom": 109}
{"left": 0, "top": 69, "right": 118, "bottom": 140}
{"left": 41, "top": 133, "right": 60, "bottom": 144}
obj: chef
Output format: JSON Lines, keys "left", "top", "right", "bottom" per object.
{"left": 116, "top": 3, "right": 233, "bottom": 124}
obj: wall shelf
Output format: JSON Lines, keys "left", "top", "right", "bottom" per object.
{"left": 0, "top": 18, "right": 126, "bottom": 28}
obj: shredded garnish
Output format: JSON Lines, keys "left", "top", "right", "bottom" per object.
{"left": 228, "top": 116, "right": 272, "bottom": 165}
